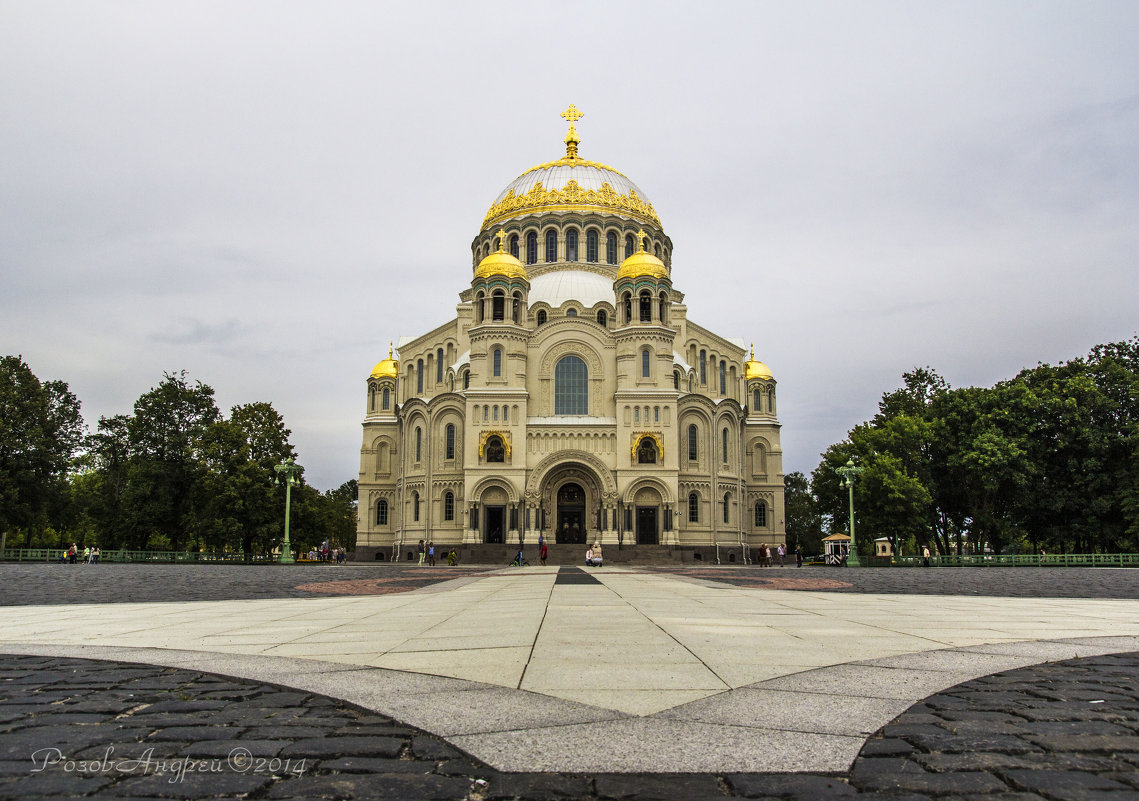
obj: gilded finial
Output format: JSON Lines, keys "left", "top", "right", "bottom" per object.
{"left": 389, "top": 341, "right": 394, "bottom": 359}
{"left": 561, "top": 104, "right": 584, "bottom": 159}
{"left": 636, "top": 228, "right": 646, "bottom": 253}
{"left": 496, "top": 229, "right": 506, "bottom": 252}
{"left": 750, "top": 343, "right": 755, "bottom": 360}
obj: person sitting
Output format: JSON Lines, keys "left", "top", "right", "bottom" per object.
{"left": 584, "top": 547, "right": 594, "bottom": 566}
{"left": 592, "top": 542, "right": 603, "bottom": 566}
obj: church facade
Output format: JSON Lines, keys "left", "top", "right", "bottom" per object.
{"left": 356, "top": 108, "right": 784, "bottom": 560}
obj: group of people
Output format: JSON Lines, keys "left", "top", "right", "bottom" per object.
{"left": 62, "top": 543, "right": 99, "bottom": 564}
{"left": 753, "top": 543, "right": 804, "bottom": 567}
{"left": 307, "top": 541, "right": 346, "bottom": 563}
{"left": 585, "top": 541, "right": 603, "bottom": 567}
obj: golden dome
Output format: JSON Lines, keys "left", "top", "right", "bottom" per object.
{"left": 475, "top": 229, "right": 528, "bottom": 281}
{"left": 616, "top": 229, "right": 668, "bottom": 281}
{"left": 744, "top": 344, "right": 773, "bottom": 380}
{"left": 370, "top": 343, "right": 399, "bottom": 379}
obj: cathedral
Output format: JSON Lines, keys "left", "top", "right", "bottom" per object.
{"left": 356, "top": 107, "right": 784, "bottom": 561}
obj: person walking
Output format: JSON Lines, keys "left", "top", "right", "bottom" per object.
{"left": 417, "top": 539, "right": 425, "bottom": 566}
{"left": 540, "top": 538, "right": 548, "bottom": 566}
{"left": 67, "top": 543, "right": 77, "bottom": 564}
{"left": 427, "top": 541, "right": 436, "bottom": 567}
{"left": 795, "top": 544, "right": 803, "bottom": 567}
{"left": 777, "top": 543, "right": 785, "bottom": 567}
{"left": 922, "top": 545, "right": 931, "bottom": 568}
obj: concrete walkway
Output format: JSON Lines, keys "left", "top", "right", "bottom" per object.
{"left": 4, "top": 566, "right": 1139, "bottom": 773}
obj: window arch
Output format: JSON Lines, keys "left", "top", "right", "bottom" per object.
{"left": 637, "top": 436, "right": 658, "bottom": 464}
{"left": 485, "top": 435, "right": 505, "bottom": 463}
{"left": 639, "top": 291, "right": 652, "bottom": 322}
{"left": 462, "top": 371, "right": 470, "bottom": 390}
{"left": 536, "top": 309, "right": 547, "bottom": 326}
{"left": 607, "top": 232, "right": 618, "bottom": 264}
{"left": 641, "top": 347, "right": 651, "bottom": 378}
{"left": 688, "top": 424, "right": 698, "bottom": 462}
{"left": 586, "top": 229, "right": 598, "bottom": 262}
{"left": 376, "top": 499, "right": 388, "bottom": 526}
{"left": 768, "top": 389, "right": 775, "bottom": 413}
{"left": 492, "top": 347, "right": 502, "bottom": 377}
{"left": 475, "top": 292, "right": 484, "bottom": 324}
{"left": 723, "top": 493, "right": 730, "bottom": 524}
{"left": 492, "top": 290, "right": 505, "bottom": 322}
{"left": 436, "top": 348, "right": 444, "bottom": 383}
{"left": 622, "top": 292, "right": 632, "bottom": 324}
{"left": 673, "top": 371, "right": 680, "bottom": 390}
{"left": 566, "top": 308, "right": 577, "bottom": 317}
{"left": 412, "top": 492, "right": 420, "bottom": 522}
{"left": 415, "top": 426, "right": 422, "bottom": 462}
{"left": 722, "top": 427, "right": 729, "bottom": 462}
{"left": 444, "top": 491, "right": 455, "bottom": 521}
{"left": 753, "top": 388, "right": 761, "bottom": 411}
{"left": 720, "top": 361, "right": 727, "bottom": 395}
{"left": 554, "top": 355, "right": 588, "bottom": 415}
{"left": 509, "top": 234, "right": 519, "bottom": 259}
{"left": 754, "top": 501, "right": 767, "bottom": 527}
{"left": 416, "top": 360, "right": 424, "bottom": 393}
{"left": 597, "top": 309, "right": 607, "bottom": 327}
{"left": 445, "top": 423, "right": 455, "bottom": 460}
{"left": 512, "top": 291, "right": 521, "bottom": 324}
{"left": 382, "top": 387, "right": 390, "bottom": 409}
{"left": 699, "top": 350, "right": 707, "bottom": 384}
{"left": 688, "top": 492, "right": 699, "bottom": 522}
{"left": 565, "top": 228, "right": 578, "bottom": 261}
{"left": 526, "top": 231, "right": 537, "bottom": 264}
{"left": 545, "top": 229, "right": 557, "bottom": 262}
{"left": 659, "top": 291, "right": 668, "bottom": 324}
{"left": 625, "top": 234, "right": 635, "bottom": 257}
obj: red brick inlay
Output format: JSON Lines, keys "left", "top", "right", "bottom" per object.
{"left": 296, "top": 570, "right": 492, "bottom": 596}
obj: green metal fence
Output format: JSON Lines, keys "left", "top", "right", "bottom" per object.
{"left": 886, "top": 552, "right": 1139, "bottom": 567}
{"left": 1, "top": 548, "right": 276, "bottom": 564}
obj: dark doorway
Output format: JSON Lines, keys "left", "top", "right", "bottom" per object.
{"left": 557, "top": 483, "right": 587, "bottom": 544}
{"left": 485, "top": 506, "right": 505, "bottom": 544}
{"left": 636, "top": 506, "right": 658, "bottom": 545}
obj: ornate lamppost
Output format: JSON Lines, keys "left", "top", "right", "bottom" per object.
{"left": 274, "top": 456, "right": 302, "bottom": 564}
{"left": 836, "top": 458, "right": 864, "bottom": 567}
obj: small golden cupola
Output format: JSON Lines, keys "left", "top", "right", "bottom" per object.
{"left": 474, "top": 228, "right": 528, "bottom": 282}
{"left": 744, "top": 344, "right": 773, "bottom": 380}
{"left": 616, "top": 228, "right": 668, "bottom": 281}
{"left": 370, "top": 343, "right": 400, "bottom": 379}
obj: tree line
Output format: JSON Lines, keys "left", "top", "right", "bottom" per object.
{"left": 785, "top": 338, "right": 1139, "bottom": 558}
{"left": 0, "top": 357, "right": 356, "bottom": 555}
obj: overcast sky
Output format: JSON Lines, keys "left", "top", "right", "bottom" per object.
{"left": 2, "top": 1, "right": 1137, "bottom": 490}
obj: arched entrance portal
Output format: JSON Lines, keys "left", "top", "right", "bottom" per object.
{"left": 557, "top": 483, "right": 587, "bottom": 544}
{"left": 634, "top": 486, "right": 662, "bottom": 545}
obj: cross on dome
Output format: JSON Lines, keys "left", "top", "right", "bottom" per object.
{"left": 497, "top": 229, "right": 506, "bottom": 251}
{"left": 561, "top": 104, "right": 584, "bottom": 125}
{"left": 636, "top": 228, "right": 647, "bottom": 253}
{"left": 561, "top": 104, "right": 584, "bottom": 158}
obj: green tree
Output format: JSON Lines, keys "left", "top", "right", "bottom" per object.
{"left": 784, "top": 471, "right": 823, "bottom": 555}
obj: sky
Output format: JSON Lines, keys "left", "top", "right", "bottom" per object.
{"left": 2, "top": 1, "right": 1137, "bottom": 490}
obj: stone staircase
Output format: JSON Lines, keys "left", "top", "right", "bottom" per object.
{"left": 378, "top": 543, "right": 752, "bottom": 567}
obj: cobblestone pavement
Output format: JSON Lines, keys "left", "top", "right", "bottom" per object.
{"left": 1, "top": 653, "right": 1138, "bottom": 800}
{"left": 2, "top": 562, "right": 1139, "bottom": 606}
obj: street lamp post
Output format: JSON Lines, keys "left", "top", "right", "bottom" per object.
{"left": 274, "top": 456, "right": 302, "bottom": 565}
{"left": 836, "top": 458, "right": 864, "bottom": 567}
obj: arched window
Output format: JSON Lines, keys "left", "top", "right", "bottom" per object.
{"left": 674, "top": 372, "right": 680, "bottom": 390}
{"left": 382, "top": 387, "right": 390, "bottom": 409}
{"left": 688, "top": 424, "right": 698, "bottom": 462}
{"left": 413, "top": 492, "right": 420, "bottom": 521}
{"left": 492, "top": 347, "right": 502, "bottom": 377}
{"left": 699, "top": 350, "right": 707, "bottom": 384}
{"left": 415, "top": 426, "right": 422, "bottom": 462}
{"left": 597, "top": 310, "right": 607, "bottom": 327}
{"left": 625, "top": 234, "right": 635, "bottom": 257}
{"left": 445, "top": 424, "right": 455, "bottom": 460}
{"left": 768, "top": 390, "right": 774, "bottom": 413}
{"left": 492, "top": 290, "right": 505, "bottom": 322}
{"left": 475, "top": 292, "right": 484, "bottom": 324}
{"left": 607, "top": 232, "right": 618, "bottom": 264}
{"left": 565, "top": 228, "right": 578, "bottom": 261}
{"left": 639, "top": 291, "right": 652, "bottom": 322}
{"left": 554, "top": 355, "right": 588, "bottom": 415}
{"left": 659, "top": 292, "right": 668, "bottom": 324}
{"left": 545, "top": 229, "right": 557, "bottom": 262}
{"left": 755, "top": 501, "right": 767, "bottom": 527}
{"left": 509, "top": 234, "right": 519, "bottom": 259}
{"left": 444, "top": 491, "right": 454, "bottom": 521}
{"left": 512, "top": 292, "right": 521, "bottom": 324}
{"left": 436, "top": 348, "right": 444, "bottom": 383}
{"left": 417, "top": 360, "right": 424, "bottom": 393}
{"left": 722, "top": 427, "right": 729, "bottom": 462}
{"left": 655, "top": 243, "right": 663, "bottom": 258}
{"left": 463, "top": 371, "right": 470, "bottom": 390}
{"left": 536, "top": 309, "right": 547, "bottom": 326}
{"left": 566, "top": 308, "right": 577, "bottom": 317}
{"left": 753, "top": 388, "right": 761, "bottom": 411}
{"left": 720, "top": 361, "right": 727, "bottom": 395}
{"left": 688, "top": 492, "right": 699, "bottom": 523}
{"left": 376, "top": 499, "right": 388, "bottom": 526}
{"left": 526, "top": 232, "right": 537, "bottom": 264}
{"left": 586, "top": 229, "right": 598, "bottom": 262}
{"left": 641, "top": 348, "right": 651, "bottom": 378}
{"left": 637, "top": 436, "right": 658, "bottom": 464}
{"left": 485, "top": 435, "right": 505, "bottom": 463}
{"left": 634, "top": 406, "right": 640, "bottom": 422}
{"left": 623, "top": 292, "right": 632, "bottom": 324}
{"left": 723, "top": 493, "right": 730, "bottom": 524}
{"left": 493, "top": 406, "right": 498, "bottom": 421}
{"left": 502, "top": 405, "right": 508, "bottom": 422}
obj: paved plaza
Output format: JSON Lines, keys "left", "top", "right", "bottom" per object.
{"left": 1, "top": 563, "right": 1138, "bottom": 798}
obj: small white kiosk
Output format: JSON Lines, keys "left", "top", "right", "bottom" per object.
{"left": 823, "top": 533, "right": 851, "bottom": 566}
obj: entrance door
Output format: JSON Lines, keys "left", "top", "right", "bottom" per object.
{"left": 485, "top": 506, "right": 505, "bottom": 544}
{"left": 557, "top": 483, "right": 586, "bottom": 543}
{"left": 636, "top": 506, "right": 658, "bottom": 545}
